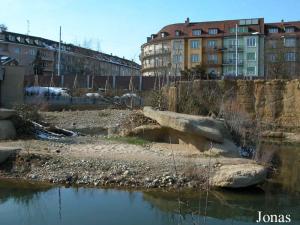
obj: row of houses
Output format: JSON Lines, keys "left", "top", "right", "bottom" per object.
{"left": 140, "top": 18, "right": 300, "bottom": 79}
{"left": 0, "top": 30, "right": 141, "bottom": 78}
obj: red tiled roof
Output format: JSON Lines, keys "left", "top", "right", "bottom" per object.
{"left": 265, "top": 21, "right": 300, "bottom": 37}
{"left": 146, "top": 18, "right": 264, "bottom": 44}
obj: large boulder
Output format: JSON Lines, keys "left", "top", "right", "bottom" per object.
{"left": 210, "top": 163, "right": 267, "bottom": 188}
{"left": 0, "top": 108, "right": 16, "bottom": 120}
{"left": 0, "top": 120, "right": 17, "bottom": 140}
{"left": 143, "top": 107, "right": 224, "bottom": 143}
{"left": 0, "top": 147, "right": 21, "bottom": 164}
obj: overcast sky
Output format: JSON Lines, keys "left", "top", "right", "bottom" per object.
{"left": 1, "top": 0, "right": 300, "bottom": 63}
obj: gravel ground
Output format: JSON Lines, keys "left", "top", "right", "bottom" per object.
{"left": 41, "top": 109, "right": 133, "bottom": 131}
{"left": 0, "top": 109, "right": 252, "bottom": 189}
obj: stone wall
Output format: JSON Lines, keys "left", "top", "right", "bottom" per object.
{"left": 167, "top": 79, "right": 300, "bottom": 131}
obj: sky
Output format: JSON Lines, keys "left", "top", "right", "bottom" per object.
{"left": 1, "top": 0, "right": 300, "bottom": 63}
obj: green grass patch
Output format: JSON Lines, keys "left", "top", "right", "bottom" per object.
{"left": 106, "top": 136, "right": 150, "bottom": 146}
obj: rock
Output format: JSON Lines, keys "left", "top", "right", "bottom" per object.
{"left": 123, "top": 170, "right": 129, "bottom": 176}
{"left": 210, "top": 163, "right": 267, "bottom": 188}
{"left": 0, "top": 146, "right": 21, "bottom": 164}
{"left": 143, "top": 107, "right": 223, "bottom": 143}
{"left": 128, "top": 124, "right": 164, "bottom": 141}
{"left": 0, "top": 108, "right": 16, "bottom": 120}
{"left": 29, "top": 174, "right": 38, "bottom": 179}
{"left": 0, "top": 120, "right": 17, "bottom": 140}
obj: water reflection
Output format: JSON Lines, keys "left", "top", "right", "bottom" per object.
{"left": 0, "top": 181, "right": 299, "bottom": 225}
{"left": 259, "top": 143, "right": 300, "bottom": 194}
{"left": 143, "top": 188, "right": 300, "bottom": 224}
{"left": 0, "top": 144, "right": 299, "bottom": 225}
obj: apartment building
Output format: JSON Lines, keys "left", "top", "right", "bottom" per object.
{"left": 0, "top": 31, "right": 140, "bottom": 78}
{"left": 264, "top": 21, "right": 300, "bottom": 79}
{"left": 141, "top": 18, "right": 299, "bottom": 79}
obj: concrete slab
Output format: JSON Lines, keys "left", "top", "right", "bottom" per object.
{"left": 0, "top": 146, "right": 21, "bottom": 164}
{"left": 0, "top": 108, "right": 16, "bottom": 120}
{"left": 0, "top": 120, "right": 17, "bottom": 140}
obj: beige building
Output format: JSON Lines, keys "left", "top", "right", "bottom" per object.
{"left": 0, "top": 31, "right": 140, "bottom": 78}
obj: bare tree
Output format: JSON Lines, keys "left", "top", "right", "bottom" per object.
{"left": 0, "top": 24, "right": 8, "bottom": 32}
{"left": 265, "top": 39, "right": 288, "bottom": 79}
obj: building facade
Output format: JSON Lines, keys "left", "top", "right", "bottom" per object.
{"left": 141, "top": 18, "right": 300, "bottom": 79}
{"left": 0, "top": 31, "right": 140, "bottom": 78}
{"left": 264, "top": 21, "right": 300, "bottom": 79}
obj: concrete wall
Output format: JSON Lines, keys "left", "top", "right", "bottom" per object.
{"left": 0, "top": 66, "right": 25, "bottom": 108}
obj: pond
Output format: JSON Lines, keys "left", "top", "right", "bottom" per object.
{"left": 0, "top": 143, "right": 299, "bottom": 225}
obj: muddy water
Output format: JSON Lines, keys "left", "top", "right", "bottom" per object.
{"left": 0, "top": 144, "right": 299, "bottom": 225}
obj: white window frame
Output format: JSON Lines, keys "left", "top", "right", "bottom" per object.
{"left": 247, "top": 37, "right": 256, "bottom": 47}
{"left": 269, "top": 28, "right": 278, "bottom": 33}
{"left": 192, "top": 29, "right": 201, "bottom": 36}
{"left": 191, "top": 54, "right": 200, "bottom": 63}
{"left": 285, "top": 27, "right": 295, "bottom": 33}
{"left": 285, "top": 52, "right": 296, "bottom": 62}
{"left": 208, "top": 40, "right": 217, "bottom": 48}
{"left": 190, "top": 40, "right": 199, "bottom": 49}
{"left": 284, "top": 37, "right": 296, "bottom": 47}
{"left": 208, "top": 28, "right": 218, "bottom": 35}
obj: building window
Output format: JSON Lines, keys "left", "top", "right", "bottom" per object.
{"left": 28, "top": 49, "right": 36, "bottom": 56}
{"left": 269, "top": 54, "right": 276, "bottom": 62}
{"left": 191, "top": 54, "right": 200, "bottom": 63}
{"left": 207, "top": 40, "right": 217, "bottom": 48}
{"left": 173, "top": 40, "right": 183, "bottom": 50}
{"left": 285, "top": 27, "right": 295, "bottom": 33}
{"left": 228, "top": 39, "right": 240, "bottom": 48}
{"left": 192, "top": 29, "right": 201, "bottom": 36}
{"left": 8, "top": 35, "right": 15, "bottom": 42}
{"left": 208, "top": 28, "right": 218, "bottom": 35}
{"left": 284, "top": 37, "right": 296, "bottom": 47}
{"left": 268, "top": 28, "right": 278, "bottom": 33}
{"left": 247, "top": 52, "right": 256, "bottom": 61}
{"left": 285, "top": 52, "right": 296, "bottom": 61}
{"left": 14, "top": 47, "right": 20, "bottom": 54}
{"left": 173, "top": 54, "right": 182, "bottom": 63}
{"left": 247, "top": 37, "right": 256, "bottom": 47}
{"left": 161, "top": 32, "right": 167, "bottom": 38}
{"left": 175, "top": 30, "right": 181, "bottom": 36}
{"left": 247, "top": 66, "right": 256, "bottom": 75}
{"left": 269, "top": 40, "right": 277, "bottom": 48}
{"left": 208, "top": 54, "right": 218, "bottom": 64}
{"left": 190, "top": 40, "right": 200, "bottom": 49}
{"left": 229, "top": 27, "right": 249, "bottom": 33}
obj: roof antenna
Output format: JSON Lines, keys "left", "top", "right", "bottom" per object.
{"left": 27, "top": 20, "right": 30, "bottom": 35}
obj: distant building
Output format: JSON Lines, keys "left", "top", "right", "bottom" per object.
{"left": 0, "top": 31, "right": 140, "bottom": 77}
{"left": 264, "top": 21, "right": 300, "bottom": 79}
{"left": 141, "top": 18, "right": 300, "bottom": 79}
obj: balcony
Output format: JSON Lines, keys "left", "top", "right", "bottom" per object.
{"left": 141, "top": 49, "right": 171, "bottom": 59}
{"left": 207, "top": 60, "right": 221, "bottom": 66}
{"left": 41, "top": 56, "right": 54, "bottom": 61}
{"left": 223, "top": 45, "right": 244, "bottom": 52}
{"left": 141, "top": 64, "right": 170, "bottom": 72}
{"left": 223, "top": 59, "right": 243, "bottom": 65}
{"left": 203, "top": 46, "right": 223, "bottom": 52}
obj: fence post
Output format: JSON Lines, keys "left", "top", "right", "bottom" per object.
{"left": 139, "top": 76, "right": 142, "bottom": 91}
{"left": 113, "top": 76, "right": 116, "bottom": 89}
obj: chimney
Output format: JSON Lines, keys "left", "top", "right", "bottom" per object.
{"left": 185, "top": 17, "right": 190, "bottom": 25}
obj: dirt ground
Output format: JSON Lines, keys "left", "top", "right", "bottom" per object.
{"left": 0, "top": 109, "right": 253, "bottom": 189}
